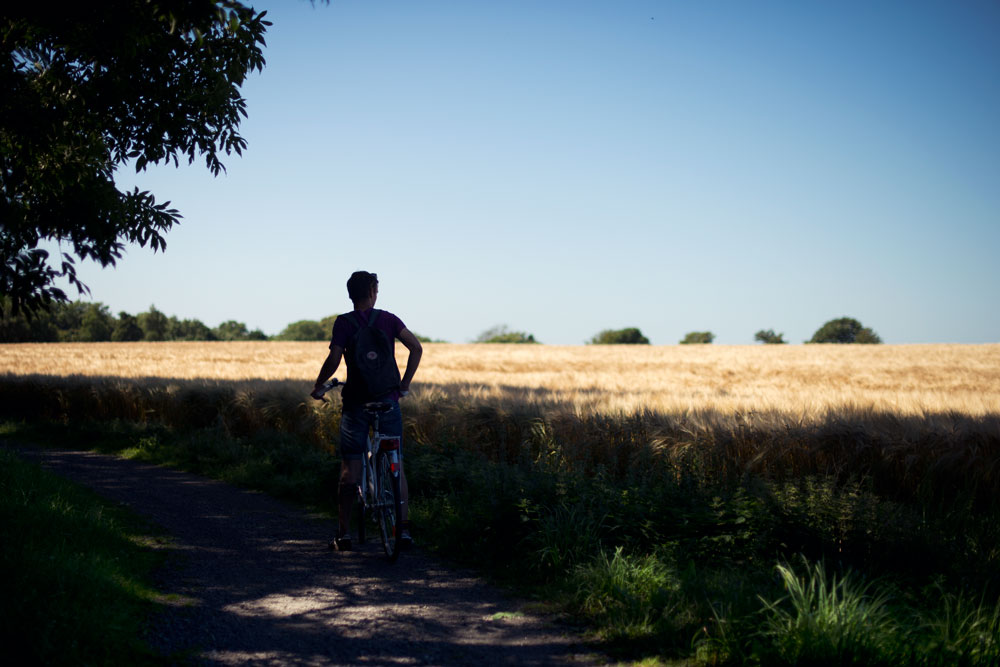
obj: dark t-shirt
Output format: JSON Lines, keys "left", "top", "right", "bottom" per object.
{"left": 330, "top": 308, "right": 406, "bottom": 403}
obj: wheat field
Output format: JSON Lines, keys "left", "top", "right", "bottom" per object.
{"left": 2, "top": 342, "right": 998, "bottom": 417}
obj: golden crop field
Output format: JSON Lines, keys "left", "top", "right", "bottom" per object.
{"left": 2, "top": 341, "right": 998, "bottom": 417}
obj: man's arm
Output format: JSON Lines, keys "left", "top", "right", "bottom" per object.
{"left": 397, "top": 328, "right": 423, "bottom": 393}
{"left": 311, "top": 345, "right": 344, "bottom": 399}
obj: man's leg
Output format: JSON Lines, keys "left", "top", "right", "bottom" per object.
{"left": 332, "top": 405, "right": 368, "bottom": 550}
{"left": 337, "top": 459, "right": 362, "bottom": 537}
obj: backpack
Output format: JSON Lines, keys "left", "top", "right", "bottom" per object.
{"left": 343, "top": 309, "right": 401, "bottom": 402}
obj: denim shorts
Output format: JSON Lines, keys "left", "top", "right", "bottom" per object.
{"left": 339, "top": 401, "right": 403, "bottom": 461}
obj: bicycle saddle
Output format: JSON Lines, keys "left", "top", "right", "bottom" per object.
{"left": 363, "top": 401, "right": 394, "bottom": 413}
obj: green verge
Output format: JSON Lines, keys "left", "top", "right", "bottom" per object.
{"left": 0, "top": 443, "right": 168, "bottom": 665}
{"left": 6, "top": 418, "right": 999, "bottom": 666}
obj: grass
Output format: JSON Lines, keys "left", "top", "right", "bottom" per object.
{"left": 0, "top": 445, "right": 168, "bottom": 665}
{"left": 758, "top": 559, "right": 899, "bottom": 666}
{"left": 916, "top": 588, "right": 1000, "bottom": 666}
{"left": 2, "top": 342, "right": 999, "bottom": 664}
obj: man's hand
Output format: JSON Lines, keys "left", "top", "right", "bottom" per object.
{"left": 310, "top": 385, "right": 328, "bottom": 402}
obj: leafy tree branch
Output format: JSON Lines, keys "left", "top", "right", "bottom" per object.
{"left": 1, "top": 3, "right": 270, "bottom": 315}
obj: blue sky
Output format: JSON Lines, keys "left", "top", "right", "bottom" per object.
{"left": 60, "top": 0, "right": 1000, "bottom": 344}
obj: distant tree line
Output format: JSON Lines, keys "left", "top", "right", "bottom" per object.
{"left": 0, "top": 301, "right": 882, "bottom": 345}
{"left": 0, "top": 300, "right": 273, "bottom": 343}
{"left": 0, "top": 300, "right": 447, "bottom": 345}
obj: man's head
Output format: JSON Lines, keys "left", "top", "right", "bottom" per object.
{"left": 347, "top": 271, "right": 378, "bottom": 304}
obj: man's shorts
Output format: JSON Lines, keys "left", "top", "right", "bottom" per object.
{"left": 339, "top": 400, "right": 403, "bottom": 461}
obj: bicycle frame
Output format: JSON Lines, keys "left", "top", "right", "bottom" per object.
{"left": 314, "top": 380, "right": 403, "bottom": 561}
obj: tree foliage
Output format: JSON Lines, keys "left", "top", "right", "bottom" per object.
{"left": 680, "top": 331, "right": 715, "bottom": 344}
{"left": 808, "top": 317, "right": 882, "bottom": 344}
{"left": 318, "top": 315, "right": 337, "bottom": 337}
{"left": 413, "top": 332, "right": 447, "bottom": 343}
{"left": 0, "top": 301, "right": 275, "bottom": 342}
{"left": 168, "top": 317, "right": 214, "bottom": 342}
{"left": 473, "top": 324, "right": 538, "bottom": 344}
{"left": 79, "top": 303, "right": 113, "bottom": 341}
{"left": 111, "top": 312, "right": 142, "bottom": 342}
{"left": 588, "top": 327, "right": 650, "bottom": 345}
{"left": 212, "top": 319, "right": 266, "bottom": 341}
{"left": 137, "top": 305, "right": 168, "bottom": 341}
{"left": 1, "top": 3, "right": 270, "bottom": 316}
{"left": 274, "top": 319, "right": 327, "bottom": 341}
{"left": 754, "top": 329, "right": 787, "bottom": 344}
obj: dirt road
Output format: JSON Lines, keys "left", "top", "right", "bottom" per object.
{"left": 12, "top": 446, "right": 604, "bottom": 666}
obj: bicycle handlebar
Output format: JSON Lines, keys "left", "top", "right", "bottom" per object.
{"left": 311, "top": 378, "right": 409, "bottom": 402}
{"left": 311, "top": 378, "right": 341, "bottom": 401}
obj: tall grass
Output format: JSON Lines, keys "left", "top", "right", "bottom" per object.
{"left": 915, "top": 589, "right": 1000, "bottom": 666}
{"left": 758, "top": 559, "right": 898, "bottom": 666}
{"left": 572, "top": 547, "right": 686, "bottom": 645}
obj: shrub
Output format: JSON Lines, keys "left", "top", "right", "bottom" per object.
{"left": 755, "top": 329, "right": 787, "bottom": 344}
{"left": 680, "top": 331, "right": 714, "bottom": 344}
{"left": 588, "top": 328, "right": 650, "bottom": 345}
{"left": 809, "top": 317, "right": 882, "bottom": 344}
{"left": 473, "top": 325, "right": 538, "bottom": 344}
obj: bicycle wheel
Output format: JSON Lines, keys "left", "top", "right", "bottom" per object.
{"left": 356, "top": 456, "right": 377, "bottom": 544}
{"left": 375, "top": 451, "right": 403, "bottom": 562}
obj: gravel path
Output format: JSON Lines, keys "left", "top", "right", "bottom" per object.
{"left": 11, "top": 446, "right": 605, "bottom": 666}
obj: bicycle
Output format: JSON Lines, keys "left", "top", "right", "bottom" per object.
{"left": 315, "top": 379, "right": 404, "bottom": 562}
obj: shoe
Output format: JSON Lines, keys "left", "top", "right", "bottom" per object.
{"left": 328, "top": 535, "right": 352, "bottom": 551}
{"left": 399, "top": 531, "right": 413, "bottom": 550}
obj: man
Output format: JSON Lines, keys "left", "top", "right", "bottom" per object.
{"left": 311, "top": 270, "right": 422, "bottom": 551}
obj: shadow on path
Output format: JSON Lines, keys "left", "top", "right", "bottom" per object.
{"left": 10, "top": 446, "right": 603, "bottom": 666}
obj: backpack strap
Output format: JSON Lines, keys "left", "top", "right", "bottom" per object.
{"left": 351, "top": 309, "right": 378, "bottom": 331}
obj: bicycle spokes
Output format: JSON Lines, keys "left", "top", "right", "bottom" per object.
{"left": 376, "top": 452, "right": 402, "bottom": 562}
